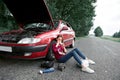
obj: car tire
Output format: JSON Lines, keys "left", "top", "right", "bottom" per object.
{"left": 45, "top": 40, "right": 56, "bottom": 61}
{"left": 69, "top": 39, "right": 75, "bottom": 48}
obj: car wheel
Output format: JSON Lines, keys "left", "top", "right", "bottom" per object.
{"left": 69, "top": 39, "right": 75, "bottom": 48}
{"left": 45, "top": 40, "right": 56, "bottom": 61}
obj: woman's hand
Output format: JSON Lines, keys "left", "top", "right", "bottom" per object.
{"left": 62, "top": 43, "right": 67, "bottom": 53}
{"left": 56, "top": 42, "right": 59, "bottom": 47}
{"left": 56, "top": 40, "right": 61, "bottom": 47}
{"left": 59, "top": 52, "right": 66, "bottom": 55}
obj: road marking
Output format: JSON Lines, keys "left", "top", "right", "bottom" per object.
{"left": 103, "top": 46, "right": 117, "bottom": 56}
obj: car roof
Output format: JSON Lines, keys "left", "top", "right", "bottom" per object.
{"left": 3, "top": 0, "right": 54, "bottom": 26}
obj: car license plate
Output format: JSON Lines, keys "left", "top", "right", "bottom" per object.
{"left": 0, "top": 46, "right": 12, "bottom": 52}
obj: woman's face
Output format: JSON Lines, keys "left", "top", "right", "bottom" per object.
{"left": 57, "top": 36, "right": 63, "bottom": 42}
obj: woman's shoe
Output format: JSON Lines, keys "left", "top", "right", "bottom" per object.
{"left": 81, "top": 67, "right": 95, "bottom": 74}
{"left": 88, "top": 59, "right": 95, "bottom": 65}
{"left": 82, "top": 59, "right": 89, "bottom": 67}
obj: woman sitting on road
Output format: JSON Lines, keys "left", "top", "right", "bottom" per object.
{"left": 52, "top": 35, "right": 95, "bottom": 73}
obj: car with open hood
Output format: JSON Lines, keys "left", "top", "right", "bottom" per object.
{"left": 0, "top": 0, "right": 75, "bottom": 60}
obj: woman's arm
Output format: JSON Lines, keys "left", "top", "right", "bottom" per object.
{"left": 62, "top": 43, "right": 67, "bottom": 53}
{"left": 58, "top": 51, "right": 65, "bottom": 55}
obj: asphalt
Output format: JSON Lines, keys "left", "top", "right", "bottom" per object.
{"left": 0, "top": 36, "right": 120, "bottom": 80}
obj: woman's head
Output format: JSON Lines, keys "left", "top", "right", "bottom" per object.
{"left": 56, "top": 35, "right": 63, "bottom": 43}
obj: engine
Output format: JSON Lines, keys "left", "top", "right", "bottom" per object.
{"left": 0, "top": 30, "right": 38, "bottom": 43}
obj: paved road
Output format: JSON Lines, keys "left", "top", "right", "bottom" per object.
{"left": 0, "top": 37, "right": 120, "bottom": 80}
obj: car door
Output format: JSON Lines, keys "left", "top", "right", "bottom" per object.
{"left": 60, "top": 21, "right": 74, "bottom": 46}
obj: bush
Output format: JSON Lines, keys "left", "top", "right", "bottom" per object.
{"left": 113, "top": 30, "right": 120, "bottom": 38}
{"left": 94, "top": 26, "right": 103, "bottom": 37}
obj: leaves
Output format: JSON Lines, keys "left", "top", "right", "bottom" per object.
{"left": 46, "top": 0, "right": 96, "bottom": 37}
{"left": 113, "top": 30, "right": 120, "bottom": 38}
{"left": 94, "top": 26, "right": 103, "bottom": 37}
{"left": 0, "top": 0, "right": 96, "bottom": 36}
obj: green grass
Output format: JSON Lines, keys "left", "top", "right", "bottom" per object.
{"left": 76, "top": 36, "right": 88, "bottom": 40}
{"left": 101, "top": 35, "right": 120, "bottom": 42}
{"left": 76, "top": 37, "right": 82, "bottom": 40}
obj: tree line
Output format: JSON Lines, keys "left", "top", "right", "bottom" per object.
{"left": 94, "top": 26, "right": 120, "bottom": 38}
{"left": 113, "top": 30, "right": 120, "bottom": 38}
{"left": 0, "top": 0, "right": 96, "bottom": 37}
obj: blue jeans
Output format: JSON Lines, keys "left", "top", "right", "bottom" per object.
{"left": 57, "top": 48, "right": 86, "bottom": 65}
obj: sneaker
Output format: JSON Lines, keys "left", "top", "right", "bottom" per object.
{"left": 81, "top": 67, "right": 95, "bottom": 74}
{"left": 82, "top": 59, "right": 89, "bottom": 67}
{"left": 88, "top": 59, "right": 95, "bottom": 65}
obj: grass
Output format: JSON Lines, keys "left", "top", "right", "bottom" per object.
{"left": 75, "top": 35, "right": 120, "bottom": 43}
{"left": 76, "top": 36, "right": 88, "bottom": 40}
{"left": 76, "top": 37, "right": 82, "bottom": 40}
{"left": 101, "top": 35, "right": 120, "bottom": 42}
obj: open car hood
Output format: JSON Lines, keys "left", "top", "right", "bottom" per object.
{"left": 3, "top": 0, "right": 54, "bottom": 25}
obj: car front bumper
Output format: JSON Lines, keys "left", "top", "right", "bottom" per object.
{"left": 0, "top": 44, "right": 47, "bottom": 56}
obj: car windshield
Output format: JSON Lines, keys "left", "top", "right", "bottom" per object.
{"left": 24, "top": 23, "right": 52, "bottom": 30}
{"left": 53, "top": 21, "right": 59, "bottom": 28}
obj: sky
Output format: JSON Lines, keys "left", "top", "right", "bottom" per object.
{"left": 90, "top": 0, "right": 120, "bottom": 35}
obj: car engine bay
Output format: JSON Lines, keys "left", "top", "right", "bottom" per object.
{"left": 0, "top": 29, "right": 42, "bottom": 43}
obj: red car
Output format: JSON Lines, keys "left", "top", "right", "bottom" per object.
{"left": 0, "top": 0, "right": 75, "bottom": 60}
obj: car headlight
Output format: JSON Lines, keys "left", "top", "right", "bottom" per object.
{"left": 18, "top": 38, "right": 41, "bottom": 44}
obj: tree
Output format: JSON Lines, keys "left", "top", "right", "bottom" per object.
{"left": 94, "top": 26, "right": 103, "bottom": 37}
{"left": 46, "top": 0, "right": 96, "bottom": 37}
{"left": 0, "top": 0, "right": 7, "bottom": 28}
{"left": 113, "top": 30, "right": 120, "bottom": 38}
{"left": 0, "top": 0, "right": 96, "bottom": 37}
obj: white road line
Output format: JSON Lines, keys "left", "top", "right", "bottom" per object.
{"left": 103, "top": 45, "right": 117, "bottom": 56}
